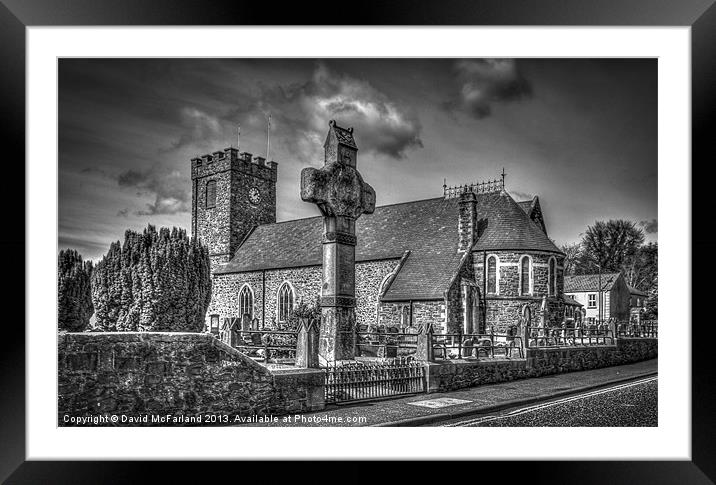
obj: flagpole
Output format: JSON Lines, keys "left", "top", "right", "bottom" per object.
{"left": 237, "top": 125, "right": 241, "bottom": 152}
{"left": 266, "top": 114, "right": 271, "bottom": 161}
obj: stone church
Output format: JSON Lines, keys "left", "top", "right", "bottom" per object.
{"left": 191, "top": 122, "right": 567, "bottom": 335}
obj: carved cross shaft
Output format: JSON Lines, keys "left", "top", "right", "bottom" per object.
{"left": 299, "top": 120, "right": 375, "bottom": 363}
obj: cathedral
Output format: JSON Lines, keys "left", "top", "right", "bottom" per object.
{"left": 191, "top": 122, "right": 568, "bottom": 335}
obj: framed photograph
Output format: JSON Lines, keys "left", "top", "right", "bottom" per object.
{"left": 3, "top": 0, "right": 711, "bottom": 481}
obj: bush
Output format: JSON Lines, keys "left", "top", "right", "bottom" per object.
{"left": 283, "top": 296, "right": 321, "bottom": 331}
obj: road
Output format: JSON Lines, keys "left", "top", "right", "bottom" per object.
{"left": 438, "top": 376, "right": 658, "bottom": 427}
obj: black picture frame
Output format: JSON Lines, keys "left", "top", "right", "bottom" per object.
{"left": 2, "top": 0, "right": 711, "bottom": 482}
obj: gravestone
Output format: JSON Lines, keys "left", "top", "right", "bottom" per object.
{"left": 300, "top": 120, "right": 376, "bottom": 364}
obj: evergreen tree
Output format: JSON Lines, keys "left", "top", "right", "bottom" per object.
{"left": 58, "top": 249, "right": 94, "bottom": 331}
{"left": 91, "top": 224, "right": 211, "bottom": 332}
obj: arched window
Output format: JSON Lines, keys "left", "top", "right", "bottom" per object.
{"left": 205, "top": 180, "right": 217, "bottom": 208}
{"left": 239, "top": 285, "right": 253, "bottom": 320}
{"left": 548, "top": 257, "right": 556, "bottom": 296}
{"left": 487, "top": 256, "right": 497, "bottom": 294}
{"left": 519, "top": 255, "right": 532, "bottom": 296}
{"left": 277, "top": 282, "right": 294, "bottom": 323}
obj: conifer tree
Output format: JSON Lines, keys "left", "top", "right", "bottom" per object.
{"left": 57, "top": 249, "right": 94, "bottom": 331}
{"left": 91, "top": 224, "right": 211, "bottom": 332}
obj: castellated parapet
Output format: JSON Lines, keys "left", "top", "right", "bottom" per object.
{"left": 190, "top": 148, "right": 278, "bottom": 182}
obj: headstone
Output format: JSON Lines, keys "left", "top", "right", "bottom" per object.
{"left": 295, "top": 318, "right": 320, "bottom": 368}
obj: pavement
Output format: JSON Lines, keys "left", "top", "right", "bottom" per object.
{"left": 236, "top": 358, "right": 658, "bottom": 427}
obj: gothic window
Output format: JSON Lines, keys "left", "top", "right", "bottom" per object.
{"left": 206, "top": 180, "right": 217, "bottom": 208}
{"left": 277, "top": 283, "right": 294, "bottom": 323}
{"left": 487, "top": 256, "right": 497, "bottom": 294}
{"left": 548, "top": 257, "right": 556, "bottom": 296}
{"left": 519, "top": 255, "right": 532, "bottom": 295}
{"left": 239, "top": 285, "right": 253, "bottom": 320}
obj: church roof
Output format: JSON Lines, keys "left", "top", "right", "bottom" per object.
{"left": 470, "top": 192, "right": 557, "bottom": 253}
{"left": 216, "top": 191, "right": 563, "bottom": 300}
{"left": 517, "top": 200, "right": 534, "bottom": 214}
{"left": 564, "top": 273, "right": 623, "bottom": 292}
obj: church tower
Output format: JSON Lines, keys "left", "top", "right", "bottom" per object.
{"left": 190, "top": 148, "right": 277, "bottom": 272}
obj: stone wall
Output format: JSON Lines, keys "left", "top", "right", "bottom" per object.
{"left": 425, "top": 338, "right": 657, "bottom": 392}
{"left": 377, "top": 302, "right": 409, "bottom": 328}
{"left": 207, "top": 259, "right": 400, "bottom": 329}
{"left": 356, "top": 260, "right": 402, "bottom": 326}
{"left": 473, "top": 250, "right": 565, "bottom": 331}
{"left": 58, "top": 332, "right": 324, "bottom": 425}
{"left": 377, "top": 300, "right": 447, "bottom": 332}
{"left": 413, "top": 301, "right": 447, "bottom": 333}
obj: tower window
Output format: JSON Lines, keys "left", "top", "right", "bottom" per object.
{"left": 239, "top": 285, "right": 253, "bottom": 320}
{"left": 487, "top": 256, "right": 497, "bottom": 294}
{"left": 277, "top": 283, "right": 294, "bottom": 323}
{"left": 519, "top": 255, "right": 532, "bottom": 296}
{"left": 206, "top": 180, "right": 217, "bottom": 208}
{"left": 548, "top": 257, "right": 556, "bottom": 296}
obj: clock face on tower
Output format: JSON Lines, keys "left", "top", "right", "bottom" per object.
{"left": 248, "top": 187, "right": 261, "bottom": 205}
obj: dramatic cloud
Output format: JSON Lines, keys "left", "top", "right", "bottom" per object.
{"left": 117, "top": 168, "right": 190, "bottom": 216}
{"left": 170, "top": 107, "right": 223, "bottom": 150}
{"left": 640, "top": 219, "right": 658, "bottom": 234}
{"left": 447, "top": 59, "right": 532, "bottom": 119}
{"left": 245, "top": 64, "right": 423, "bottom": 161}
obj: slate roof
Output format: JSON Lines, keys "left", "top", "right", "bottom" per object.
{"left": 471, "top": 192, "right": 559, "bottom": 253}
{"left": 564, "top": 273, "right": 622, "bottom": 292}
{"left": 217, "top": 191, "right": 563, "bottom": 300}
{"left": 563, "top": 295, "right": 583, "bottom": 306}
{"left": 517, "top": 200, "right": 534, "bottom": 215}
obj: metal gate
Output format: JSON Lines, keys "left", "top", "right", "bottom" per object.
{"left": 323, "top": 359, "right": 425, "bottom": 404}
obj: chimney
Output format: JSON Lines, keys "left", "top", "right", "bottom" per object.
{"left": 458, "top": 191, "right": 477, "bottom": 252}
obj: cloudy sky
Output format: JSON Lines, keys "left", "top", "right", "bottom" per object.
{"left": 59, "top": 58, "right": 657, "bottom": 260}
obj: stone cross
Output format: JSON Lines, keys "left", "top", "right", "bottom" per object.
{"left": 300, "top": 120, "right": 376, "bottom": 363}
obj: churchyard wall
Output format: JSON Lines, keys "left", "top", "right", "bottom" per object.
{"left": 58, "top": 332, "right": 324, "bottom": 425}
{"left": 425, "top": 338, "right": 657, "bottom": 392}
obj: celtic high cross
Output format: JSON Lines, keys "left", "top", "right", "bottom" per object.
{"left": 300, "top": 120, "right": 376, "bottom": 363}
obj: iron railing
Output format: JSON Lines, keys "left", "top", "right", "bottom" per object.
{"left": 323, "top": 358, "right": 425, "bottom": 404}
{"left": 351, "top": 329, "right": 419, "bottom": 358}
{"left": 524, "top": 326, "right": 614, "bottom": 347}
{"left": 616, "top": 321, "right": 658, "bottom": 338}
{"left": 232, "top": 329, "right": 298, "bottom": 363}
{"left": 443, "top": 178, "right": 504, "bottom": 199}
{"left": 432, "top": 331, "right": 524, "bottom": 360}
